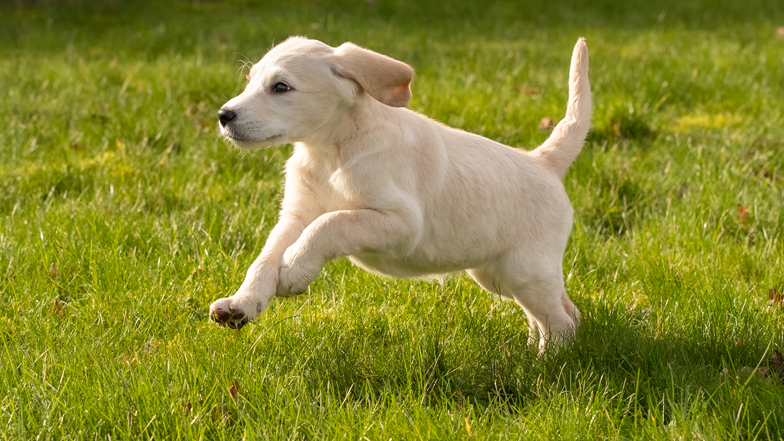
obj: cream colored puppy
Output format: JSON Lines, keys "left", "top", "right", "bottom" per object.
{"left": 210, "top": 37, "right": 590, "bottom": 349}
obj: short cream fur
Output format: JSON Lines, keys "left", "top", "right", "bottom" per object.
{"left": 211, "top": 37, "right": 591, "bottom": 350}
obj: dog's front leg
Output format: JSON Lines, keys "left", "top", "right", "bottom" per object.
{"left": 209, "top": 214, "right": 310, "bottom": 328}
{"left": 277, "top": 208, "right": 416, "bottom": 296}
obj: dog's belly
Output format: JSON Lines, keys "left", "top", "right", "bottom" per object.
{"left": 348, "top": 249, "right": 484, "bottom": 279}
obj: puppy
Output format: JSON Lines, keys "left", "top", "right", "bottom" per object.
{"left": 210, "top": 37, "right": 590, "bottom": 349}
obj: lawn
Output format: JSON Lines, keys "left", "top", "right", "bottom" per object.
{"left": 1, "top": 0, "right": 784, "bottom": 439}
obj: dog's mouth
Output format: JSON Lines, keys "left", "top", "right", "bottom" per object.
{"left": 222, "top": 130, "right": 285, "bottom": 148}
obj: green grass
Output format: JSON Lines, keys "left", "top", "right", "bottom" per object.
{"left": 2, "top": 0, "right": 784, "bottom": 439}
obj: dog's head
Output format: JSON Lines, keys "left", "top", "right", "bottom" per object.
{"left": 218, "top": 37, "right": 414, "bottom": 148}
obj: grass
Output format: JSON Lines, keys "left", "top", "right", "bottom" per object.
{"left": 1, "top": 0, "right": 784, "bottom": 439}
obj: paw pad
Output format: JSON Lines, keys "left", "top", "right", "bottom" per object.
{"left": 211, "top": 306, "right": 249, "bottom": 330}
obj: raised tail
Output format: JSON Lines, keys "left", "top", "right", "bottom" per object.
{"left": 532, "top": 38, "right": 591, "bottom": 179}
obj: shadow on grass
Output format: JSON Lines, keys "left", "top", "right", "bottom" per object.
{"left": 268, "top": 294, "right": 782, "bottom": 433}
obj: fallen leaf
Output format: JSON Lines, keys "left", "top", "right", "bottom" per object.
{"left": 54, "top": 299, "right": 64, "bottom": 316}
{"left": 50, "top": 264, "right": 60, "bottom": 278}
{"left": 228, "top": 380, "right": 240, "bottom": 400}
{"left": 751, "top": 166, "right": 784, "bottom": 183}
{"left": 538, "top": 117, "right": 554, "bottom": 131}
{"left": 771, "top": 351, "right": 783, "bottom": 375}
{"left": 517, "top": 83, "right": 540, "bottom": 96}
{"left": 677, "top": 182, "right": 689, "bottom": 198}
{"left": 769, "top": 287, "right": 783, "bottom": 304}
{"left": 763, "top": 170, "right": 784, "bottom": 182}
{"left": 736, "top": 204, "right": 749, "bottom": 224}
{"left": 118, "top": 354, "right": 137, "bottom": 367}
{"left": 210, "top": 405, "right": 237, "bottom": 422}
{"left": 758, "top": 366, "right": 771, "bottom": 377}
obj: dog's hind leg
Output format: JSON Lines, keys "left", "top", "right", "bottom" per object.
{"left": 475, "top": 253, "right": 579, "bottom": 351}
{"left": 511, "top": 278, "right": 578, "bottom": 351}
{"left": 467, "top": 267, "right": 541, "bottom": 346}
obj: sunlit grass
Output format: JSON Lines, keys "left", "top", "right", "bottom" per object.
{"left": 1, "top": 0, "right": 783, "bottom": 439}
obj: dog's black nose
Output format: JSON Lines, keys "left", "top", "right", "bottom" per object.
{"left": 218, "top": 108, "right": 237, "bottom": 126}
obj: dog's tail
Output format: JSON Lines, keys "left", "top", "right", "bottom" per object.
{"left": 532, "top": 38, "right": 591, "bottom": 179}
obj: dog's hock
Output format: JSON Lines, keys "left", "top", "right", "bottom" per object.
{"left": 333, "top": 42, "right": 414, "bottom": 107}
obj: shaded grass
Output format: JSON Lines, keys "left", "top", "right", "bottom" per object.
{"left": 1, "top": 0, "right": 784, "bottom": 439}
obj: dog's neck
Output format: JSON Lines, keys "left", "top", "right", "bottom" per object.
{"left": 295, "top": 92, "right": 397, "bottom": 163}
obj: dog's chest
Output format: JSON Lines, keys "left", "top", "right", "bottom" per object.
{"left": 294, "top": 144, "right": 392, "bottom": 211}
{"left": 305, "top": 165, "right": 366, "bottom": 211}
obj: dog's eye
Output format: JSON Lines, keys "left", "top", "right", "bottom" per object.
{"left": 273, "top": 82, "right": 291, "bottom": 93}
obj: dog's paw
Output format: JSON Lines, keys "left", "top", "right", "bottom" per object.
{"left": 210, "top": 270, "right": 277, "bottom": 329}
{"left": 209, "top": 297, "right": 255, "bottom": 329}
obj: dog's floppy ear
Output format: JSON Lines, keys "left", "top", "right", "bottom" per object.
{"left": 332, "top": 42, "right": 414, "bottom": 107}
